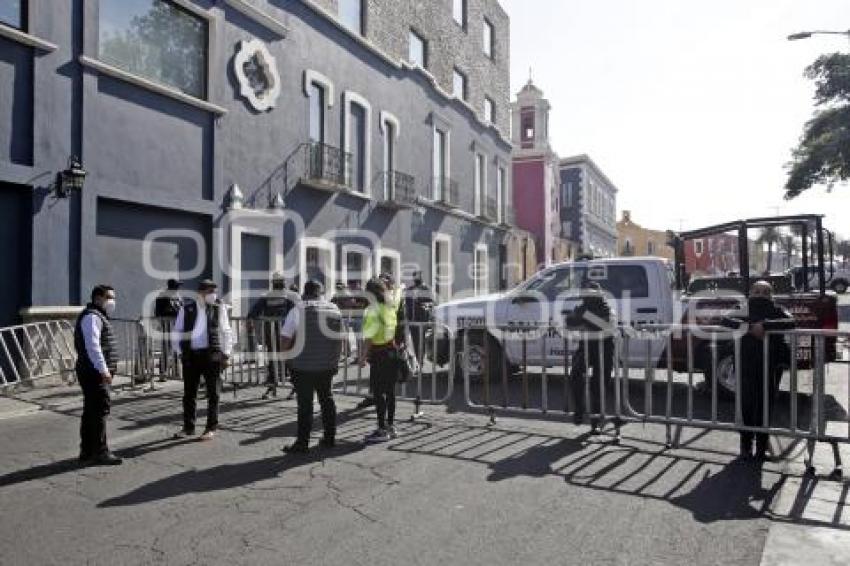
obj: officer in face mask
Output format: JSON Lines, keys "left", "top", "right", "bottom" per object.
{"left": 74, "top": 285, "right": 122, "bottom": 466}
{"left": 171, "top": 280, "right": 234, "bottom": 441}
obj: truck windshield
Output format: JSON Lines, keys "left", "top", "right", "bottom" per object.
{"left": 522, "top": 264, "right": 650, "bottom": 300}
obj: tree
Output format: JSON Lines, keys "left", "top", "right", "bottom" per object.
{"left": 757, "top": 227, "right": 781, "bottom": 274}
{"left": 785, "top": 53, "right": 850, "bottom": 199}
{"left": 781, "top": 234, "right": 799, "bottom": 269}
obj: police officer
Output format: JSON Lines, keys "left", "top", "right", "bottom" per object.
{"left": 280, "top": 280, "right": 343, "bottom": 453}
{"left": 404, "top": 270, "right": 435, "bottom": 363}
{"left": 74, "top": 285, "right": 122, "bottom": 465}
{"left": 567, "top": 281, "right": 620, "bottom": 438}
{"left": 725, "top": 281, "right": 795, "bottom": 460}
{"left": 171, "top": 280, "right": 234, "bottom": 441}
{"left": 153, "top": 279, "right": 183, "bottom": 381}
{"left": 154, "top": 279, "right": 183, "bottom": 319}
{"left": 247, "top": 273, "right": 296, "bottom": 400}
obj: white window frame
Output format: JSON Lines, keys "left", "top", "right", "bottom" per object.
{"left": 473, "top": 243, "right": 488, "bottom": 296}
{"left": 473, "top": 150, "right": 488, "bottom": 216}
{"left": 341, "top": 244, "right": 373, "bottom": 290}
{"left": 452, "top": 67, "right": 467, "bottom": 101}
{"left": 496, "top": 164, "right": 507, "bottom": 224}
{"left": 694, "top": 240, "right": 704, "bottom": 256}
{"left": 432, "top": 233, "right": 453, "bottom": 302}
{"left": 483, "top": 18, "right": 494, "bottom": 58}
{"left": 452, "top": 0, "right": 467, "bottom": 28}
{"left": 300, "top": 237, "right": 336, "bottom": 294}
{"left": 338, "top": 0, "right": 364, "bottom": 36}
{"left": 376, "top": 248, "right": 402, "bottom": 288}
{"left": 343, "top": 90, "right": 373, "bottom": 196}
{"left": 408, "top": 28, "right": 427, "bottom": 68}
{"left": 304, "top": 70, "right": 334, "bottom": 144}
{"left": 380, "top": 111, "right": 401, "bottom": 200}
{"left": 484, "top": 96, "right": 495, "bottom": 124}
{"left": 431, "top": 122, "right": 451, "bottom": 201}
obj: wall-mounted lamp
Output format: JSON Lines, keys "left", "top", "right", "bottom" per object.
{"left": 54, "top": 156, "right": 87, "bottom": 198}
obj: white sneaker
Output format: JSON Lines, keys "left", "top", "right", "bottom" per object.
{"left": 387, "top": 426, "right": 398, "bottom": 439}
{"left": 173, "top": 429, "right": 194, "bottom": 439}
{"left": 199, "top": 430, "right": 217, "bottom": 442}
{"left": 365, "top": 429, "right": 390, "bottom": 444}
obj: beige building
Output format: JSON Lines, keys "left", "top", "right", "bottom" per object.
{"left": 616, "top": 211, "right": 674, "bottom": 261}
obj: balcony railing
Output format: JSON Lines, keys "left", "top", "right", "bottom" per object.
{"left": 300, "top": 142, "right": 353, "bottom": 191}
{"left": 432, "top": 176, "right": 460, "bottom": 208}
{"left": 375, "top": 170, "right": 417, "bottom": 208}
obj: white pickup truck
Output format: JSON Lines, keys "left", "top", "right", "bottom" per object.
{"left": 433, "top": 256, "right": 839, "bottom": 393}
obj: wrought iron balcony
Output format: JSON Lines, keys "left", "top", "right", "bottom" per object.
{"left": 431, "top": 176, "right": 460, "bottom": 208}
{"left": 300, "top": 142, "right": 353, "bottom": 191}
{"left": 375, "top": 171, "right": 417, "bottom": 208}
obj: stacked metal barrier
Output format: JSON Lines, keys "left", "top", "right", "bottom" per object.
{"left": 0, "top": 321, "right": 76, "bottom": 388}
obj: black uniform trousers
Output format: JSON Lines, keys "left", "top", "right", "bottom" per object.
{"left": 77, "top": 368, "right": 111, "bottom": 458}
{"left": 370, "top": 349, "right": 399, "bottom": 429}
{"left": 293, "top": 370, "right": 337, "bottom": 444}
{"left": 740, "top": 346, "right": 783, "bottom": 455}
{"left": 181, "top": 349, "right": 222, "bottom": 433}
{"left": 570, "top": 338, "right": 615, "bottom": 425}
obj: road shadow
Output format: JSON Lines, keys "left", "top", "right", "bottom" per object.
{"left": 98, "top": 441, "right": 366, "bottom": 508}
{"left": 386, "top": 420, "right": 850, "bottom": 530}
{"left": 0, "top": 458, "right": 84, "bottom": 488}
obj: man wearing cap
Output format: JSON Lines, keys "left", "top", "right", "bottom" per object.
{"left": 247, "top": 273, "right": 297, "bottom": 400}
{"left": 171, "top": 280, "right": 234, "bottom": 441}
{"left": 280, "top": 280, "right": 343, "bottom": 453}
{"left": 154, "top": 279, "right": 183, "bottom": 381}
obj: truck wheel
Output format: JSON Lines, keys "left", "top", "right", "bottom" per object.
{"left": 702, "top": 353, "right": 736, "bottom": 397}
{"left": 456, "top": 333, "right": 506, "bottom": 382}
{"left": 832, "top": 279, "right": 848, "bottom": 294}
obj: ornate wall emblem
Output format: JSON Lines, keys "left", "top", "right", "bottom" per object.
{"left": 233, "top": 39, "right": 281, "bottom": 112}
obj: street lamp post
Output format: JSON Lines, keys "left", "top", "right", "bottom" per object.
{"left": 787, "top": 29, "right": 850, "bottom": 45}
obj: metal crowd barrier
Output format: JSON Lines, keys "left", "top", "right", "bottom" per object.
{"left": 457, "top": 322, "right": 849, "bottom": 476}
{"left": 0, "top": 321, "right": 76, "bottom": 388}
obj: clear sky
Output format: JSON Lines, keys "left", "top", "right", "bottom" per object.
{"left": 501, "top": 0, "right": 850, "bottom": 238}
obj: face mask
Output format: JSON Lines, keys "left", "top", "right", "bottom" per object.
{"left": 204, "top": 293, "right": 217, "bottom": 305}
{"left": 103, "top": 299, "right": 116, "bottom": 316}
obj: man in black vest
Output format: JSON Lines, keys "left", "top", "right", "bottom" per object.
{"left": 247, "top": 273, "right": 296, "bottom": 400}
{"left": 74, "top": 284, "right": 122, "bottom": 466}
{"left": 280, "top": 280, "right": 343, "bottom": 453}
{"left": 171, "top": 280, "right": 234, "bottom": 441}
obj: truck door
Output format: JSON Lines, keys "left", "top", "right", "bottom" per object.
{"left": 505, "top": 266, "right": 580, "bottom": 366}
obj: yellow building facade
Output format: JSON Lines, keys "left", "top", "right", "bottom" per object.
{"left": 616, "top": 211, "right": 674, "bottom": 261}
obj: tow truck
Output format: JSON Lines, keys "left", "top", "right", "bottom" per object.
{"left": 432, "top": 214, "right": 839, "bottom": 393}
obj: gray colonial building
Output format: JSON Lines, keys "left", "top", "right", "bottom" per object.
{"left": 559, "top": 155, "right": 618, "bottom": 258}
{"left": 0, "top": 0, "right": 513, "bottom": 325}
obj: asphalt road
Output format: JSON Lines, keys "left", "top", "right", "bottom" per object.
{"left": 0, "top": 366, "right": 847, "bottom": 566}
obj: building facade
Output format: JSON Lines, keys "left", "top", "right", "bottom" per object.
{"left": 0, "top": 0, "right": 515, "bottom": 325}
{"left": 510, "top": 79, "right": 575, "bottom": 267}
{"left": 616, "top": 211, "right": 674, "bottom": 261}
{"left": 559, "top": 154, "right": 618, "bottom": 258}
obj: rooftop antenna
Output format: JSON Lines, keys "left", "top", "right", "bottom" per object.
{"left": 528, "top": 67, "right": 533, "bottom": 84}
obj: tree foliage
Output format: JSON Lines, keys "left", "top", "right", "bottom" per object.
{"left": 785, "top": 53, "right": 850, "bottom": 198}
